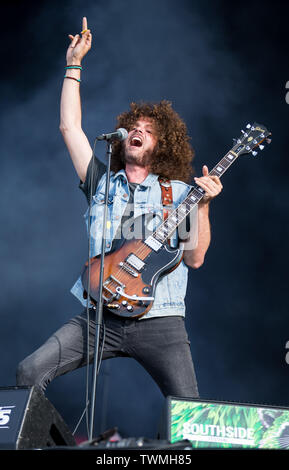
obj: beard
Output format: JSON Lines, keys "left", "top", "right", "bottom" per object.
{"left": 122, "top": 146, "right": 155, "bottom": 168}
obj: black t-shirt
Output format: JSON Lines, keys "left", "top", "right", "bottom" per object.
{"left": 79, "top": 155, "right": 106, "bottom": 205}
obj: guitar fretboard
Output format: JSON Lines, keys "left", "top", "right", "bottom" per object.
{"left": 153, "top": 149, "right": 239, "bottom": 244}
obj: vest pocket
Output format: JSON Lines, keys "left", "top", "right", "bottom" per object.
{"left": 92, "top": 193, "right": 114, "bottom": 205}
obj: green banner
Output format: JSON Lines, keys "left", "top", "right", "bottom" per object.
{"left": 170, "top": 399, "right": 289, "bottom": 449}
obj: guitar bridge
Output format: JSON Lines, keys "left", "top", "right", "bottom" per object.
{"left": 103, "top": 276, "right": 125, "bottom": 302}
{"left": 119, "top": 262, "right": 138, "bottom": 278}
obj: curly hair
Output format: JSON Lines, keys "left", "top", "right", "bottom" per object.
{"left": 111, "top": 100, "right": 195, "bottom": 183}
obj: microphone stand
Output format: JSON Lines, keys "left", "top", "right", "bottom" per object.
{"left": 88, "top": 139, "right": 112, "bottom": 442}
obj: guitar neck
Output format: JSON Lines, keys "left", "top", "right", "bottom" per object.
{"left": 153, "top": 148, "right": 239, "bottom": 244}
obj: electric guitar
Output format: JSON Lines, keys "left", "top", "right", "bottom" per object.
{"left": 81, "top": 123, "right": 271, "bottom": 318}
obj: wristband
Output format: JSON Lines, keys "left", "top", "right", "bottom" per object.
{"left": 65, "top": 65, "right": 83, "bottom": 70}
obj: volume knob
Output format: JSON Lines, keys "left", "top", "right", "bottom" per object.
{"left": 143, "top": 286, "right": 151, "bottom": 294}
{"left": 126, "top": 305, "right": 133, "bottom": 312}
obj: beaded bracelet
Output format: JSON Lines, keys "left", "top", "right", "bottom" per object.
{"left": 65, "top": 65, "right": 83, "bottom": 70}
{"left": 64, "top": 75, "right": 81, "bottom": 83}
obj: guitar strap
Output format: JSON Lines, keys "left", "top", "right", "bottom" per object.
{"left": 158, "top": 176, "right": 173, "bottom": 220}
{"left": 158, "top": 176, "right": 173, "bottom": 246}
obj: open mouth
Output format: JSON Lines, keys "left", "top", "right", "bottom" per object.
{"left": 130, "top": 135, "right": 143, "bottom": 147}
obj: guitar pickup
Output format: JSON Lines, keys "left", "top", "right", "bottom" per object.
{"left": 125, "top": 254, "right": 145, "bottom": 272}
{"left": 144, "top": 235, "right": 162, "bottom": 252}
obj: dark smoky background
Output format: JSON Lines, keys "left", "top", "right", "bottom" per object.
{"left": 0, "top": 0, "right": 288, "bottom": 440}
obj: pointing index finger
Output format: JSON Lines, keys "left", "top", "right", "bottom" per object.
{"left": 82, "top": 16, "right": 88, "bottom": 33}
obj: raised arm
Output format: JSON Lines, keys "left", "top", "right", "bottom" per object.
{"left": 59, "top": 17, "right": 93, "bottom": 182}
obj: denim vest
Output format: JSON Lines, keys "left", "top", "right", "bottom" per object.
{"left": 71, "top": 169, "right": 195, "bottom": 319}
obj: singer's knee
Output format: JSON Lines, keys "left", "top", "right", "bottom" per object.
{"left": 16, "top": 355, "right": 48, "bottom": 392}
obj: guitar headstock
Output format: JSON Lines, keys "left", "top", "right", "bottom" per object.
{"left": 233, "top": 122, "right": 272, "bottom": 156}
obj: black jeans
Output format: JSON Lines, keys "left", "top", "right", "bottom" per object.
{"left": 16, "top": 310, "right": 199, "bottom": 399}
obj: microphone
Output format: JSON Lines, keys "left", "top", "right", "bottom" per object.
{"left": 96, "top": 128, "right": 128, "bottom": 141}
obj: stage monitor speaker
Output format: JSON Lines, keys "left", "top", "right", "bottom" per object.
{"left": 163, "top": 396, "right": 289, "bottom": 450}
{"left": 0, "top": 386, "right": 76, "bottom": 449}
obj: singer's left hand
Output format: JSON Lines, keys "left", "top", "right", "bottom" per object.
{"left": 194, "top": 165, "right": 223, "bottom": 204}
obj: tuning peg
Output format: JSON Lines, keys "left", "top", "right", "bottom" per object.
{"left": 246, "top": 124, "right": 251, "bottom": 129}
{"left": 266, "top": 138, "right": 272, "bottom": 144}
{"left": 259, "top": 144, "right": 265, "bottom": 150}
{"left": 252, "top": 151, "right": 258, "bottom": 156}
